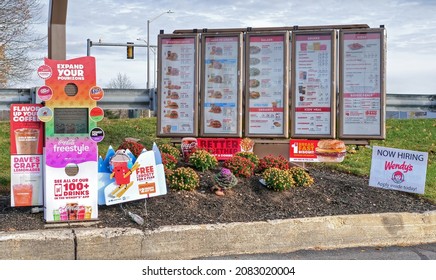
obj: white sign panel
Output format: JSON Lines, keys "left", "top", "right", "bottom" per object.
{"left": 369, "top": 146, "right": 428, "bottom": 194}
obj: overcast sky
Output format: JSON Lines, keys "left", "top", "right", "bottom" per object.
{"left": 26, "top": 0, "right": 436, "bottom": 94}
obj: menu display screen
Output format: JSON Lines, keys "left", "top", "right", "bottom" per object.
{"left": 292, "top": 31, "right": 336, "bottom": 138}
{"left": 245, "top": 32, "right": 289, "bottom": 137}
{"left": 339, "top": 29, "right": 385, "bottom": 139}
{"left": 201, "top": 34, "right": 242, "bottom": 137}
{"left": 158, "top": 35, "right": 199, "bottom": 136}
{"left": 54, "top": 108, "right": 89, "bottom": 134}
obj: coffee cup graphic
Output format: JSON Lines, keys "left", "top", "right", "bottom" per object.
{"left": 14, "top": 128, "right": 39, "bottom": 155}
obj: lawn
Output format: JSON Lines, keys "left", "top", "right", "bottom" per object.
{"left": 1, "top": 118, "right": 435, "bottom": 202}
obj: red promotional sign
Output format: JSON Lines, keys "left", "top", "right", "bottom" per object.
{"left": 197, "top": 138, "right": 242, "bottom": 160}
{"left": 10, "top": 104, "right": 43, "bottom": 155}
{"left": 289, "top": 139, "right": 319, "bottom": 162}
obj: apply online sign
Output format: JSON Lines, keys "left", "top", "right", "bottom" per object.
{"left": 369, "top": 146, "right": 428, "bottom": 194}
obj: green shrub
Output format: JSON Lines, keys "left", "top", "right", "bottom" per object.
{"left": 262, "top": 167, "right": 295, "bottom": 191}
{"left": 257, "top": 155, "right": 290, "bottom": 173}
{"left": 223, "top": 156, "right": 255, "bottom": 178}
{"left": 189, "top": 149, "right": 218, "bottom": 171}
{"left": 214, "top": 168, "right": 238, "bottom": 189}
{"left": 287, "top": 167, "right": 314, "bottom": 187}
{"left": 159, "top": 143, "right": 181, "bottom": 161}
{"left": 117, "top": 140, "right": 145, "bottom": 157}
{"left": 167, "top": 167, "right": 199, "bottom": 191}
{"left": 234, "top": 151, "right": 259, "bottom": 168}
{"left": 161, "top": 152, "right": 178, "bottom": 171}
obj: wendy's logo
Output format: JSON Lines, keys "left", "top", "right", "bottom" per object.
{"left": 391, "top": 171, "right": 405, "bottom": 184}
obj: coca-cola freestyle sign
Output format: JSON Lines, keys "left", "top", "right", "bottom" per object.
{"left": 369, "top": 146, "right": 428, "bottom": 194}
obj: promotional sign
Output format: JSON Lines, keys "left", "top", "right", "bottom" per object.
{"left": 157, "top": 34, "right": 199, "bottom": 137}
{"left": 339, "top": 29, "right": 386, "bottom": 139}
{"left": 201, "top": 34, "right": 243, "bottom": 137}
{"left": 245, "top": 32, "right": 289, "bottom": 137}
{"left": 289, "top": 139, "right": 319, "bottom": 162}
{"left": 197, "top": 138, "right": 242, "bottom": 160}
{"left": 10, "top": 104, "right": 44, "bottom": 207}
{"left": 369, "top": 146, "right": 428, "bottom": 194}
{"left": 38, "top": 56, "right": 103, "bottom": 222}
{"left": 292, "top": 31, "right": 336, "bottom": 138}
{"left": 98, "top": 143, "right": 167, "bottom": 206}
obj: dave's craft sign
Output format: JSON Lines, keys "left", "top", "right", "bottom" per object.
{"left": 369, "top": 146, "right": 428, "bottom": 194}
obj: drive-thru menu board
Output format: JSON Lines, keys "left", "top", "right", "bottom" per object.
{"left": 339, "top": 29, "right": 386, "bottom": 139}
{"left": 157, "top": 34, "right": 199, "bottom": 137}
{"left": 291, "top": 30, "right": 336, "bottom": 138}
{"left": 201, "top": 34, "right": 243, "bottom": 137}
{"left": 245, "top": 32, "right": 289, "bottom": 138}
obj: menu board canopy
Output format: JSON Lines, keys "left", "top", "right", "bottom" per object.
{"left": 157, "top": 34, "right": 200, "bottom": 137}
{"left": 200, "top": 33, "right": 243, "bottom": 137}
{"left": 245, "top": 31, "right": 290, "bottom": 138}
{"left": 291, "top": 30, "right": 337, "bottom": 139}
{"left": 338, "top": 28, "right": 386, "bottom": 139}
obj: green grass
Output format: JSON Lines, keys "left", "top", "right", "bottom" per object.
{"left": 316, "top": 118, "right": 436, "bottom": 202}
{"left": 1, "top": 118, "right": 435, "bottom": 202}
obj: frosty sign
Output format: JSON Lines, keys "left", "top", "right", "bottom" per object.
{"left": 369, "top": 146, "right": 428, "bottom": 194}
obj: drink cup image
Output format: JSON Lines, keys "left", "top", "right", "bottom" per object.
{"left": 77, "top": 206, "right": 86, "bottom": 220}
{"left": 85, "top": 206, "right": 92, "bottom": 219}
{"left": 13, "top": 184, "right": 33, "bottom": 206}
{"left": 14, "top": 128, "right": 39, "bottom": 155}
{"left": 19, "top": 175, "right": 41, "bottom": 205}
{"left": 53, "top": 209, "right": 60, "bottom": 221}
{"left": 59, "top": 207, "right": 68, "bottom": 221}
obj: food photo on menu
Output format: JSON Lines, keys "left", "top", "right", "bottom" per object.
{"left": 165, "top": 50, "right": 178, "bottom": 61}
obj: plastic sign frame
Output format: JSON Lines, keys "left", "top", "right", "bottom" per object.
{"left": 291, "top": 30, "right": 337, "bottom": 139}
{"left": 338, "top": 28, "right": 386, "bottom": 139}
{"left": 244, "top": 31, "right": 290, "bottom": 138}
{"left": 157, "top": 34, "right": 200, "bottom": 137}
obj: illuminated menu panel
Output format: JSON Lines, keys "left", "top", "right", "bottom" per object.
{"left": 158, "top": 35, "right": 199, "bottom": 137}
{"left": 339, "top": 29, "right": 385, "bottom": 139}
{"left": 292, "top": 31, "right": 336, "bottom": 138}
{"left": 246, "top": 32, "right": 289, "bottom": 137}
{"left": 201, "top": 34, "right": 242, "bottom": 137}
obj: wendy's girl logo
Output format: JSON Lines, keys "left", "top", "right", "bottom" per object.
{"left": 391, "top": 171, "right": 405, "bottom": 184}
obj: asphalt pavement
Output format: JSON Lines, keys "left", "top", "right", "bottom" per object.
{"left": 200, "top": 242, "right": 436, "bottom": 260}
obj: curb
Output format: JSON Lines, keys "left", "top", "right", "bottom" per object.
{"left": 1, "top": 211, "right": 436, "bottom": 260}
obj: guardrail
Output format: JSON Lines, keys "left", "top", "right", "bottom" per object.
{"left": 0, "top": 88, "right": 435, "bottom": 118}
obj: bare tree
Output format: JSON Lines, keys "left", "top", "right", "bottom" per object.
{"left": 107, "top": 73, "right": 134, "bottom": 89}
{"left": 0, "top": 0, "right": 45, "bottom": 87}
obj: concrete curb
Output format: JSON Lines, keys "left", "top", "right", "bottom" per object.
{"left": 1, "top": 211, "right": 436, "bottom": 260}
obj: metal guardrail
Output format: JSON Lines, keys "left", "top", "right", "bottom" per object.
{"left": 0, "top": 88, "right": 435, "bottom": 112}
{"left": 0, "top": 88, "right": 154, "bottom": 110}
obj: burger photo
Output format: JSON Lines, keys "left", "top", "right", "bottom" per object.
{"left": 165, "top": 101, "right": 179, "bottom": 109}
{"left": 315, "top": 139, "right": 346, "bottom": 163}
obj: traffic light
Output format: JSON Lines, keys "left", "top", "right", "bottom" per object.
{"left": 127, "top": 42, "right": 134, "bottom": 59}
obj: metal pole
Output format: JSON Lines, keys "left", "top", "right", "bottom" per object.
{"left": 146, "top": 10, "right": 173, "bottom": 90}
{"left": 147, "top": 19, "right": 150, "bottom": 89}
{"left": 87, "top": 39, "right": 92, "bottom": 56}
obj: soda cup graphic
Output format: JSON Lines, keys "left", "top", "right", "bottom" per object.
{"left": 53, "top": 209, "right": 60, "bottom": 221}
{"left": 14, "top": 128, "right": 39, "bottom": 155}
{"left": 59, "top": 207, "right": 68, "bottom": 221}
{"left": 85, "top": 206, "right": 92, "bottom": 219}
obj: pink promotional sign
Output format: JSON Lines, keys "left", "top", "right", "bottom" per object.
{"left": 10, "top": 104, "right": 44, "bottom": 207}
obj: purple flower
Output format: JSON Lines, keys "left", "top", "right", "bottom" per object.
{"left": 221, "top": 168, "right": 232, "bottom": 176}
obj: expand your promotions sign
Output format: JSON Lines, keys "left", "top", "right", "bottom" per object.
{"left": 369, "top": 146, "right": 428, "bottom": 194}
